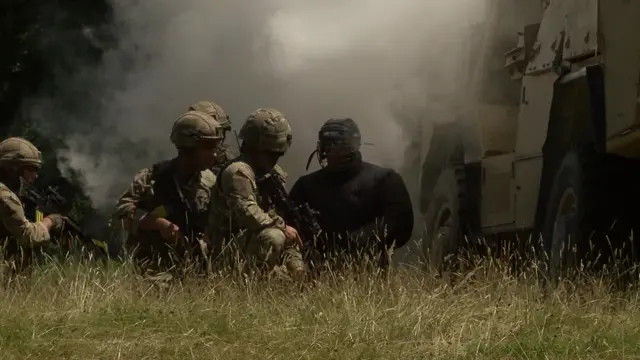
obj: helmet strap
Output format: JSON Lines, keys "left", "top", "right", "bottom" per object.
{"left": 17, "top": 176, "right": 27, "bottom": 196}
{"left": 305, "top": 149, "right": 318, "bottom": 171}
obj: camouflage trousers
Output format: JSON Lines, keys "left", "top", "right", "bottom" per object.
{"left": 213, "top": 227, "right": 305, "bottom": 275}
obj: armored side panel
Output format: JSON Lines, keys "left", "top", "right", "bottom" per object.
{"left": 474, "top": 0, "right": 544, "bottom": 232}
{"left": 515, "top": 0, "right": 598, "bottom": 156}
{"left": 479, "top": 0, "right": 602, "bottom": 232}
{"left": 562, "top": 0, "right": 598, "bottom": 61}
{"left": 480, "top": 153, "right": 515, "bottom": 228}
{"left": 511, "top": 1, "right": 568, "bottom": 229}
{"left": 467, "top": 0, "right": 526, "bottom": 158}
{"left": 600, "top": 1, "right": 640, "bottom": 157}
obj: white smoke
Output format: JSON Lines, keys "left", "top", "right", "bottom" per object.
{"left": 52, "top": 0, "right": 489, "bottom": 208}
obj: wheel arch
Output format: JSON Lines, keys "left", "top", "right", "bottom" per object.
{"left": 534, "top": 64, "right": 607, "bottom": 230}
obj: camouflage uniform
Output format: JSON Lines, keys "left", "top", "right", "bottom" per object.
{"left": 0, "top": 137, "right": 64, "bottom": 274}
{"left": 111, "top": 111, "right": 223, "bottom": 279}
{"left": 207, "top": 108, "right": 305, "bottom": 275}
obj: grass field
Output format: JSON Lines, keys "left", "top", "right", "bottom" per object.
{"left": 1, "top": 253, "right": 640, "bottom": 360}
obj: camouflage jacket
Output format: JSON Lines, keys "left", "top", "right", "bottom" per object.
{"left": 111, "top": 159, "right": 216, "bottom": 247}
{"left": 207, "top": 154, "right": 288, "bottom": 243}
{"left": 0, "top": 182, "right": 50, "bottom": 249}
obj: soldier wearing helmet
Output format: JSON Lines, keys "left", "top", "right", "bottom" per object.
{"left": 188, "top": 100, "right": 290, "bottom": 181}
{"left": 207, "top": 108, "right": 306, "bottom": 279}
{"left": 0, "top": 137, "right": 65, "bottom": 271}
{"left": 188, "top": 100, "right": 237, "bottom": 174}
{"left": 289, "top": 118, "right": 414, "bottom": 269}
{"left": 111, "top": 110, "right": 224, "bottom": 280}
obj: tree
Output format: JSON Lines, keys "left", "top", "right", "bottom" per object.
{"left": 1, "top": 0, "right": 115, "bottom": 248}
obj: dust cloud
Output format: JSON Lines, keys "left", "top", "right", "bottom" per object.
{"left": 49, "top": 0, "right": 490, "bottom": 209}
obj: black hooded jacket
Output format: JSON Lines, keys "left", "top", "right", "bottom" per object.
{"left": 289, "top": 159, "right": 414, "bottom": 256}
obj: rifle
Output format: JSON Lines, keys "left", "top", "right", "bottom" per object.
{"left": 21, "top": 182, "right": 109, "bottom": 257}
{"left": 257, "top": 170, "right": 322, "bottom": 258}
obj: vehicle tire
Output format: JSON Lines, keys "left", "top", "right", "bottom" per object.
{"left": 541, "top": 147, "right": 606, "bottom": 283}
{"left": 421, "top": 164, "right": 468, "bottom": 271}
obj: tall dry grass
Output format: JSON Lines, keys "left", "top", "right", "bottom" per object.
{"left": 1, "top": 240, "right": 640, "bottom": 360}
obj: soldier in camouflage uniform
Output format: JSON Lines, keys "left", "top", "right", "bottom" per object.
{"left": 188, "top": 100, "right": 238, "bottom": 175}
{"left": 0, "top": 137, "right": 65, "bottom": 275}
{"left": 188, "top": 100, "right": 291, "bottom": 181}
{"left": 111, "top": 110, "right": 224, "bottom": 280}
{"left": 207, "top": 108, "right": 306, "bottom": 279}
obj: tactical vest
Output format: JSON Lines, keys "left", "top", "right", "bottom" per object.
{"left": 135, "top": 160, "right": 215, "bottom": 243}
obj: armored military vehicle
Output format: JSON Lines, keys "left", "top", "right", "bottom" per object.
{"left": 419, "top": 0, "right": 640, "bottom": 278}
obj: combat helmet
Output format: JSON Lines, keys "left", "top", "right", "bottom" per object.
{"left": 305, "top": 118, "right": 362, "bottom": 170}
{"left": 188, "top": 100, "right": 231, "bottom": 131}
{"left": 238, "top": 108, "right": 292, "bottom": 153}
{"left": 170, "top": 110, "right": 224, "bottom": 149}
{"left": 0, "top": 137, "right": 43, "bottom": 169}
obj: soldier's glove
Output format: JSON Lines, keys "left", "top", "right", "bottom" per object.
{"left": 45, "top": 214, "right": 66, "bottom": 233}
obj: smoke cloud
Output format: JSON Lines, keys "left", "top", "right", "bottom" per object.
{"left": 43, "top": 0, "right": 490, "bottom": 209}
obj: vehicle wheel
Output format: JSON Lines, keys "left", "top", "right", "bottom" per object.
{"left": 541, "top": 147, "right": 606, "bottom": 282}
{"left": 421, "top": 165, "right": 468, "bottom": 271}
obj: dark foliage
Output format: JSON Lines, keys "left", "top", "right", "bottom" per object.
{"left": 1, "top": 0, "right": 115, "bottom": 239}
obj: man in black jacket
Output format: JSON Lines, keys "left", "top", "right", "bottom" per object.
{"left": 289, "top": 118, "right": 413, "bottom": 270}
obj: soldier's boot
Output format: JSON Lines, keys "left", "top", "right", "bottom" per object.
{"left": 290, "top": 263, "right": 307, "bottom": 282}
{"left": 284, "top": 254, "right": 307, "bottom": 282}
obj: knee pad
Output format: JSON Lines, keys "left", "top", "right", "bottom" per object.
{"left": 256, "top": 227, "right": 286, "bottom": 250}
